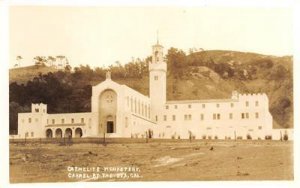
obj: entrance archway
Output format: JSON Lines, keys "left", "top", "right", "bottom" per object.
{"left": 106, "top": 121, "right": 114, "bottom": 133}
{"left": 106, "top": 115, "right": 114, "bottom": 133}
{"left": 46, "top": 129, "right": 53, "bottom": 138}
{"left": 75, "top": 128, "right": 83, "bottom": 138}
{"left": 99, "top": 89, "right": 117, "bottom": 135}
{"left": 65, "top": 128, "right": 72, "bottom": 138}
{"left": 55, "top": 128, "right": 62, "bottom": 138}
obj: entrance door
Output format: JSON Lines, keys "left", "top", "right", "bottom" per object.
{"left": 107, "top": 121, "right": 114, "bottom": 133}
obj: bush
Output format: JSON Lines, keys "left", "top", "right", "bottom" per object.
{"left": 202, "top": 135, "right": 206, "bottom": 139}
{"left": 247, "top": 134, "right": 252, "bottom": 140}
{"left": 265, "top": 135, "right": 272, "bottom": 140}
{"left": 283, "top": 134, "right": 289, "bottom": 141}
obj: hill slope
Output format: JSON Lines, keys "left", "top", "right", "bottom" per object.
{"left": 9, "top": 64, "right": 58, "bottom": 84}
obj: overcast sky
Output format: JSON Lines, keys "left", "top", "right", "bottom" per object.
{"left": 9, "top": 6, "right": 293, "bottom": 68}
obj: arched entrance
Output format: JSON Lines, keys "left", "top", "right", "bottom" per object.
{"left": 99, "top": 89, "right": 117, "bottom": 135}
{"left": 46, "top": 129, "right": 53, "bottom": 138}
{"left": 65, "top": 128, "right": 72, "bottom": 138}
{"left": 75, "top": 128, "right": 83, "bottom": 138}
{"left": 106, "top": 115, "right": 114, "bottom": 133}
{"left": 55, "top": 128, "right": 63, "bottom": 138}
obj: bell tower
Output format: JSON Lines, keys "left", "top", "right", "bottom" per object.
{"left": 149, "top": 38, "right": 167, "bottom": 122}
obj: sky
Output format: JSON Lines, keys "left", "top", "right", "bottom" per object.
{"left": 9, "top": 6, "right": 293, "bottom": 68}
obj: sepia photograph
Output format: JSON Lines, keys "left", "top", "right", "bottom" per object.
{"left": 2, "top": 1, "right": 298, "bottom": 186}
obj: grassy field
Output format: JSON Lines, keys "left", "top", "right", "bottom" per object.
{"left": 9, "top": 139, "right": 293, "bottom": 183}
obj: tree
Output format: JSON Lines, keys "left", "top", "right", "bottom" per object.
{"left": 33, "top": 56, "right": 47, "bottom": 66}
{"left": 166, "top": 47, "right": 186, "bottom": 78}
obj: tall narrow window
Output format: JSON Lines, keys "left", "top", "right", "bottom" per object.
{"left": 255, "top": 112, "right": 259, "bottom": 119}
{"left": 138, "top": 100, "right": 140, "bottom": 114}
{"left": 130, "top": 98, "right": 133, "bottom": 112}
{"left": 71, "top": 118, "right": 74, "bottom": 123}
{"left": 188, "top": 114, "right": 192, "bottom": 120}
{"left": 155, "top": 115, "right": 158, "bottom": 122}
{"left": 174, "top": 105, "right": 177, "bottom": 109}
{"left": 81, "top": 118, "right": 84, "bottom": 123}
{"left": 241, "top": 113, "right": 245, "bottom": 119}
{"left": 61, "top": 119, "right": 64, "bottom": 124}
{"left": 154, "top": 76, "right": 158, "bottom": 80}
{"left": 172, "top": 115, "right": 176, "bottom": 121}
{"left": 246, "top": 101, "right": 249, "bottom": 107}
{"left": 166, "top": 105, "right": 169, "bottom": 109}
{"left": 213, "top": 114, "right": 216, "bottom": 120}
{"left": 188, "top": 104, "right": 192, "bottom": 109}
{"left": 229, "top": 113, "right": 233, "bottom": 119}
{"left": 216, "top": 104, "right": 220, "bottom": 108}
{"left": 52, "top": 119, "right": 55, "bottom": 124}
{"left": 134, "top": 98, "right": 137, "bottom": 113}
{"left": 125, "top": 117, "right": 128, "bottom": 128}
{"left": 28, "top": 118, "right": 32, "bottom": 123}
{"left": 246, "top": 113, "right": 249, "bottom": 119}
{"left": 202, "top": 104, "right": 206, "bottom": 108}
{"left": 217, "top": 114, "right": 220, "bottom": 120}
{"left": 200, "top": 114, "right": 204, "bottom": 120}
{"left": 255, "top": 101, "right": 259, "bottom": 106}
{"left": 231, "top": 103, "right": 234, "bottom": 108}
{"left": 164, "top": 115, "right": 167, "bottom": 121}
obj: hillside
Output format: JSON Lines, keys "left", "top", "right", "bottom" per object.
{"left": 9, "top": 64, "right": 58, "bottom": 84}
{"left": 9, "top": 49, "right": 293, "bottom": 133}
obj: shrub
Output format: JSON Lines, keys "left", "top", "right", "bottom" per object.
{"left": 265, "top": 135, "right": 272, "bottom": 140}
{"left": 283, "top": 134, "right": 289, "bottom": 141}
{"left": 246, "top": 134, "right": 252, "bottom": 140}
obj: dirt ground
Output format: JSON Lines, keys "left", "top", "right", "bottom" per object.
{"left": 9, "top": 139, "right": 293, "bottom": 183}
